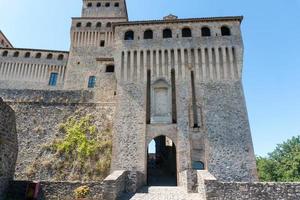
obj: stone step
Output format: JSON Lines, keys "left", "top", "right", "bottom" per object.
{"left": 120, "top": 186, "right": 204, "bottom": 200}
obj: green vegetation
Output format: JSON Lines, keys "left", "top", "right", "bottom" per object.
{"left": 74, "top": 185, "right": 90, "bottom": 199}
{"left": 26, "top": 114, "right": 112, "bottom": 181}
{"left": 256, "top": 136, "right": 300, "bottom": 182}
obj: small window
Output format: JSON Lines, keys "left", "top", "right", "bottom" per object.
{"left": 192, "top": 161, "right": 205, "bottom": 170}
{"left": 163, "top": 28, "right": 172, "bottom": 38}
{"left": 24, "top": 52, "right": 30, "bottom": 58}
{"left": 114, "top": 2, "right": 119, "bottom": 7}
{"left": 2, "top": 51, "right": 8, "bottom": 57}
{"left": 106, "top": 22, "right": 112, "bottom": 28}
{"left": 144, "top": 29, "right": 153, "bottom": 39}
{"left": 182, "top": 27, "right": 192, "bottom": 37}
{"left": 88, "top": 76, "right": 96, "bottom": 88}
{"left": 124, "top": 30, "right": 134, "bottom": 40}
{"left": 100, "top": 40, "right": 105, "bottom": 47}
{"left": 201, "top": 27, "right": 211, "bottom": 37}
{"left": 96, "top": 2, "right": 101, "bottom": 7}
{"left": 96, "top": 22, "right": 102, "bottom": 27}
{"left": 47, "top": 53, "right": 53, "bottom": 59}
{"left": 106, "top": 65, "right": 115, "bottom": 73}
{"left": 105, "top": 3, "right": 110, "bottom": 7}
{"left": 221, "top": 26, "right": 231, "bottom": 36}
{"left": 76, "top": 22, "right": 82, "bottom": 28}
{"left": 13, "top": 51, "right": 19, "bottom": 57}
{"left": 35, "top": 53, "right": 41, "bottom": 59}
{"left": 1, "top": 40, "right": 4, "bottom": 45}
{"left": 58, "top": 54, "right": 64, "bottom": 60}
{"left": 86, "top": 22, "right": 92, "bottom": 27}
{"left": 87, "top": 3, "right": 92, "bottom": 7}
{"left": 49, "top": 72, "right": 58, "bottom": 86}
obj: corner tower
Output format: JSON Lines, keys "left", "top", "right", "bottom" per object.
{"left": 64, "top": 0, "right": 128, "bottom": 97}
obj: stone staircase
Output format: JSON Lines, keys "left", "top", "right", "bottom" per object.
{"left": 120, "top": 186, "right": 204, "bottom": 200}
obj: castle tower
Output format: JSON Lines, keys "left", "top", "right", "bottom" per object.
{"left": 63, "top": 0, "right": 127, "bottom": 99}
{"left": 111, "top": 16, "right": 258, "bottom": 188}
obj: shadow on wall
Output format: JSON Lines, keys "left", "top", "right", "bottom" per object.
{"left": 0, "top": 97, "right": 18, "bottom": 200}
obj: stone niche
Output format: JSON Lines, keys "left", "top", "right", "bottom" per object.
{"left": 150, "top": 79, "right": 172, "bottom": 124}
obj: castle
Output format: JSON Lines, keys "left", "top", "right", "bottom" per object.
{"left": 1, "top": 1, "right": 299, "bottom": 200}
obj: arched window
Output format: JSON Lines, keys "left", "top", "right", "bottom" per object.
{"left": 47, "top": 53, "right": 53, "bottom": 59}
{"left": 76, "top": 22, "right": 82, "bottom": 28}
{"left": 221, "top": 26, "right": 231, "bottom": 36}
{"left": 124, "top": 30, "right": 134, "bottom": 40}
{"left": 86, "top": 22, "right": 92, "bottom": 27}
{"left": 106, "top": 65, "right": 115, "bottom": 73}
{"left": 144, "top": 29, "right": 153, "bottom": 39}
{"left": 106, "top": 22, "right": 112, "bottom": 28}
{"left": 96, "top": 22, "right": 102, "bottom": 27}
{"left": 105, "top": 3, "right": 110, "bottom": 7}
{"left": 163, "top": 28, "right": 172, "bottom": 38}
{"left": 201, "top": 27, "right": 211, "bottom": 37}
{"left": 96, "top": 2, "right": 101, "bottom": 7}
{"left": 58, "top": 54, "right": 64, "bottom": 60}
{"left": 182, "top": 27, "right": 192, "bottom": 37}
{"left": 87, "top": 2, "right": 92, "bottom": 7}
{"left": 2, "top": 51, "right": 8, "bottom": 57}
{"left": 192, "top": 161, "right": 205, "bottom": 170}
{"left": 35, "top": 53, "right": 41, "bottom": 59}
{"left": 114, "top": 2, "right": 119, "bottom": 7}
{"left": 13, "top": 51, "right": 19, "bottom": 57}
{"left": 24, "top": 52, "right": 30, "bottom": 58}
{"left": 1, "top": 40, "right": 4, "bottom": 45}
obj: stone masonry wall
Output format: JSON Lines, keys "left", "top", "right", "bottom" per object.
{"left": 0, "top": 98, "right": 18, "bottom": 200}
{"left": 0, "top": 89, "right": 116, "bottom": 182}
{"left": 205, "top": 180, "right": 300, "bottom": 200}
{"left": 200, "top": 81, "right": 258, "bottom": 182}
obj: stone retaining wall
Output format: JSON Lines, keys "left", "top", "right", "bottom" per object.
{"left": 39, "top": 181, "right": 103, "bottom": 200}
{"left": 205, "top": 180, "right": 300, "bottom": 200}
{"left": 0, "top": 98, "right": 17, "bottom": 200}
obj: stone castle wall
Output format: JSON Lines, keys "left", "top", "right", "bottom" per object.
{"left": 0, "top": 98, "right": 18, "bottom": 200}
{"left": 0, "top": 89, "right": 116, "bottom": 182}
{"left": 205, "top": 180, "right": 300, "bottom": 200}
{"left": 0, "top": 48, "right": 69, "bottom": 90}
{"left": 201, "top": 81, "right": 257, "bottom": 182}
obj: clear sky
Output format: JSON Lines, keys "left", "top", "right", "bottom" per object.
{"left": 0, "top": 0, "right": 299, "bottom": 156}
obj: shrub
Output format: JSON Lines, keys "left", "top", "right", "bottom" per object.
{"left": 74, "top": 185, "right": 90, "bottom": 199}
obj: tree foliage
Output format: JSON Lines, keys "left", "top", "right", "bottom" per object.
{"left": 256, "top": 136, "right": 300, "bottom": 182}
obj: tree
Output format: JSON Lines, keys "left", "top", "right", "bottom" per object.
{"left": 256, "top": 136, "right": 300, "bottom": 182}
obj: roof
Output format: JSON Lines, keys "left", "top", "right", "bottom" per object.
{"left": 113, "top": 16, "right": 243, "bottom": 27}
{"left": 0, "top": 47, "right": 69, "bottom": 54}
{"left": 0, "top": 30, "right": 13, "bottom": 48}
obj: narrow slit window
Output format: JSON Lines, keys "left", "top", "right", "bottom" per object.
{"left": 171, "top": 68, "right": 177, "bottom": 123}
{"left": 191, "top": 71, "right": 199, "bottom": 128}
{"left": 146, "top": 70, "right": 151, "bottom": 124}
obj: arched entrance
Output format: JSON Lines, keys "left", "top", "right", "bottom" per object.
{"left": 147, "top": 135, "right": 177, "bottom": 186}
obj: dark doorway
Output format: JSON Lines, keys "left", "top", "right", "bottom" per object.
{"left": 147, "top": 136, "right": 177, "bottom": 186}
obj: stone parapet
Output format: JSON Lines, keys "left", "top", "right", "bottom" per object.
{"left": 205, "top": 181, "right": 300, "bottom": 200}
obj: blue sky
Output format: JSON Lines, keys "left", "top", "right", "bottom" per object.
{"left": 0, "top": 0, "right": 299, "bottom": 156}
